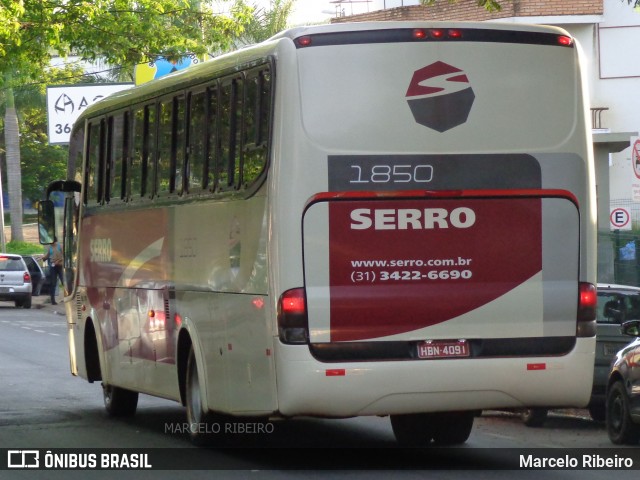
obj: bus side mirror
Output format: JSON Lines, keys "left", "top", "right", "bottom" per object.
{"left": 38, "top": 200, "right": 56, "bottom": 245}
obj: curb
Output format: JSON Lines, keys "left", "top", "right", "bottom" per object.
{"left": 32, "top": 295, "right": 66, "bottom": 315}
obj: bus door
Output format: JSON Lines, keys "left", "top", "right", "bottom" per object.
{"left": 62, "top": 194, "right": 80, "bottom": 297}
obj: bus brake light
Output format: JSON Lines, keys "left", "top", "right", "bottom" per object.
{"left": 278, "top": 288, "right": 309, "bottom": 344}
{"left": 412, "top": 29, "right": 427, "bottom": 39}
{"left": 577, "top": 282, "right": 597, "bottom": 337}
{"left": 412, "top": 28, "right": 463, "bottom": 40}
{"left": 558, "top": 35, "right": 573, "bottom": 46}
{"left": 296, "top": 36, "right": 312, "bottom": 47}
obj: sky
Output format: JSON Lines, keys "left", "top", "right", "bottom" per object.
{"left": 252, "top": 0, "right": 422, "bottom": 26}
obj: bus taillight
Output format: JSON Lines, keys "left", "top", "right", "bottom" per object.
{"left": 278, "top": 288, "right": 309, "bottom": 344}
{"left": 412, "top": 28, "right": 463, "bottom": 40}
{"left": 577, "top": 282, "right": 597, "bottom": 337}
{"left": 558, "top": 35, "right": 573, "bottom": 47}
{"left": 296, "top": 36, "right": 312, "bottom": 48}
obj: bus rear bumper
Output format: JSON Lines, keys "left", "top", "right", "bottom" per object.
{"left": 274, "top": 338, "right": 595, "bottom": 417}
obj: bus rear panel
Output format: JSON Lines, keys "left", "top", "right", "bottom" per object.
{"left": 271, "top": 23, "right": 596, "bottom": 418}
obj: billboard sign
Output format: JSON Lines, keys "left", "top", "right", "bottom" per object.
{"left": 46, "top": 83, "right": 133, "bottom": 145}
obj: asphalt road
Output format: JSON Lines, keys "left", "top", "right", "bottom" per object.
{"left": 1, "top": 304, "right": 639, "bottom": 479}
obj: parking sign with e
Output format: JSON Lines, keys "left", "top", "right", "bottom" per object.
{"left": 610, "top": 207, "right": 631, "bottom": 230}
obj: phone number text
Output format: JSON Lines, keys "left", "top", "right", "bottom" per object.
{"left": 350, "top": 269, "right": 473, "bottom": 283}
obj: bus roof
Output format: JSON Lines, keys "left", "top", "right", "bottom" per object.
{"left": 269, "top": 20, "right": 571, "bottom": 40}
{"left": 76, "top": 21, "right": 572, "bottom": 126}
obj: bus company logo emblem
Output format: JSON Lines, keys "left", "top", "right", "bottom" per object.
{"left": 406, "top": 61, "right": 475, "bottom": 132}
{"left": 8, "top": 450, "right": 39, "bottom": 468}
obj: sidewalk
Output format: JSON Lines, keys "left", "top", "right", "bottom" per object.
{"left": 32, "top": 293, "right": 67, "bottom": 315}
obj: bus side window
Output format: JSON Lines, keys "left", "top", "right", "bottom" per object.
{"left": 107, "top": 112, "right": 127, "bottom": 203}
{"left": 85, "top": 121, "right": 102, "bottom": 206}
{"left": 242, "top": 67, "right": 271, "bottom": 188}
{"left": 157, "top": 98, "right": 173, "bottom": 196}
{"left": 187, "top": 90, "right": 207, "bottom": 193}
{"left": 258, "top": 68, "right": 272, "bottom": 149}
{"left": 175, "top": 95, "right": 186, "bottom": 195}
{"left": 219, "top": 77, "right": 241, "bottom": 191}
{"left": 68, "top": 125, "right": 85, "bottom": 195}
{"left": 131, "top": 106, "right": 145, "bottom": 200}
{"left": 207, "top": 84, "right": 219, "bottom": 191}
{"left": 145, "top": 104, "right": 157, "bottom": 199}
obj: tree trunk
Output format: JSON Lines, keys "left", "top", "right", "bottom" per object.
{"left": 4, "top": 86, "right": 24, "bottom": 243}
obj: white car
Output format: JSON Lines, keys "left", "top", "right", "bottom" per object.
{"left": 0, "top": 254, "right": 33, "bottom": 308}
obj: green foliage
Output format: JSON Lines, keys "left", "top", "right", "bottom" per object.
{"left": 0, "top": 1, "right": 253, "bottom": 86}
{"left": 419, "top": 0, "right": 505, "bottom": 12}
{"left": 420, "top": 0, "right": 640, "bottom": 11}
{"left": 234, "top": 0, "right": 296, "bottom": 46}
{"left": 0, "top": 64, "right": 90, "bottom": 203}
{"left": 5, "top": 240, "right": 44, "bottom": 255}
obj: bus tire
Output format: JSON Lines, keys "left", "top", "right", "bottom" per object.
{"left": 186, "top": 347, "right": 213, "bottom": 446}
{"left": 432, "top": 411, "right": 475, "bottom": 445}
{"left": 102, "top": 384, "right": 138, "bottom": 417}
{"left": 390, "top": 413, "right": 436, "bottom": 447}
{"left": 607, "top": 381, "right": 640, "bottom": 445}
{"left": 521, "top": 408, "right": 548, "bottom": 427}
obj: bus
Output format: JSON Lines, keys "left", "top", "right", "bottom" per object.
{"left": 39, "top": 21, "right": 597, "bottom": 446}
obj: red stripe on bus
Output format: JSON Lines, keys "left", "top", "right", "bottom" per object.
{"left": 326, "top": 369, "right": 346, "bottom": 376}
{"left": 527, "top": 363, "right": 547, "bottom": 371}
{"left": 307, "top": 189, "right": 578, "bottom": 206}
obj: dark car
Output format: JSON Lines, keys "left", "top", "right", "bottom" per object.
{"left": 591, "top": 284, "right": 640, "bottom": 419}
{"left": 520, "top": 283, "right": 638, "bottom": 427}
{"left": 39, "top": 264, "right": 54, "bottom": 296}
{"left": 21, "top": 255, "right": 45, "bottom": 296}
{"left": 606, "top": 319, "right": 640, "bottom": 445}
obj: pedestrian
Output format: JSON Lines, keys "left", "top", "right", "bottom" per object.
{"left": 43, "top": 239, "right": 64, "bottom": 305}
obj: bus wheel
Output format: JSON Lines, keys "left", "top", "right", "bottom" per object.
{"left": 521, "top": 408, "right": 548, "bottom": 427}
{"left": 186, "top": 347, "right": 213, "bottom": 446}
{"left": 607, "top": 381, "right": 640, "bottom": 445}
{"left": 102, "top": 384, "right": 138, "bottom": 417}
{"left": 390, "top": 413, "right": 436, "bottom": 447}
{"left": 432, "top": 411, "right": 475, "bottom": 445}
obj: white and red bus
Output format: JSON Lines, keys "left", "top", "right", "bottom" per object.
{"left": 40, "top": 21, "right": 597, "bottom": 446}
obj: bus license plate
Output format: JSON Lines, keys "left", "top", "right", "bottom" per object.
{"left": 417, "top": 340, "right": 469, "bottom": 359}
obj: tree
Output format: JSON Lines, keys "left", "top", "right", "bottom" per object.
{"left": 0, "top": 0, "right": 253, "bottom": 241}
{"left": 419, "top": 0, "right": 505, "bottom": 11}
{"left": 419, "top": 0, "right": 640, "bottom": 12}
{"left": 234, "top": 0, "right": 296, "bottom": 47}
{"left": 1, "top": 65, "right": 89, "bottom": 206}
